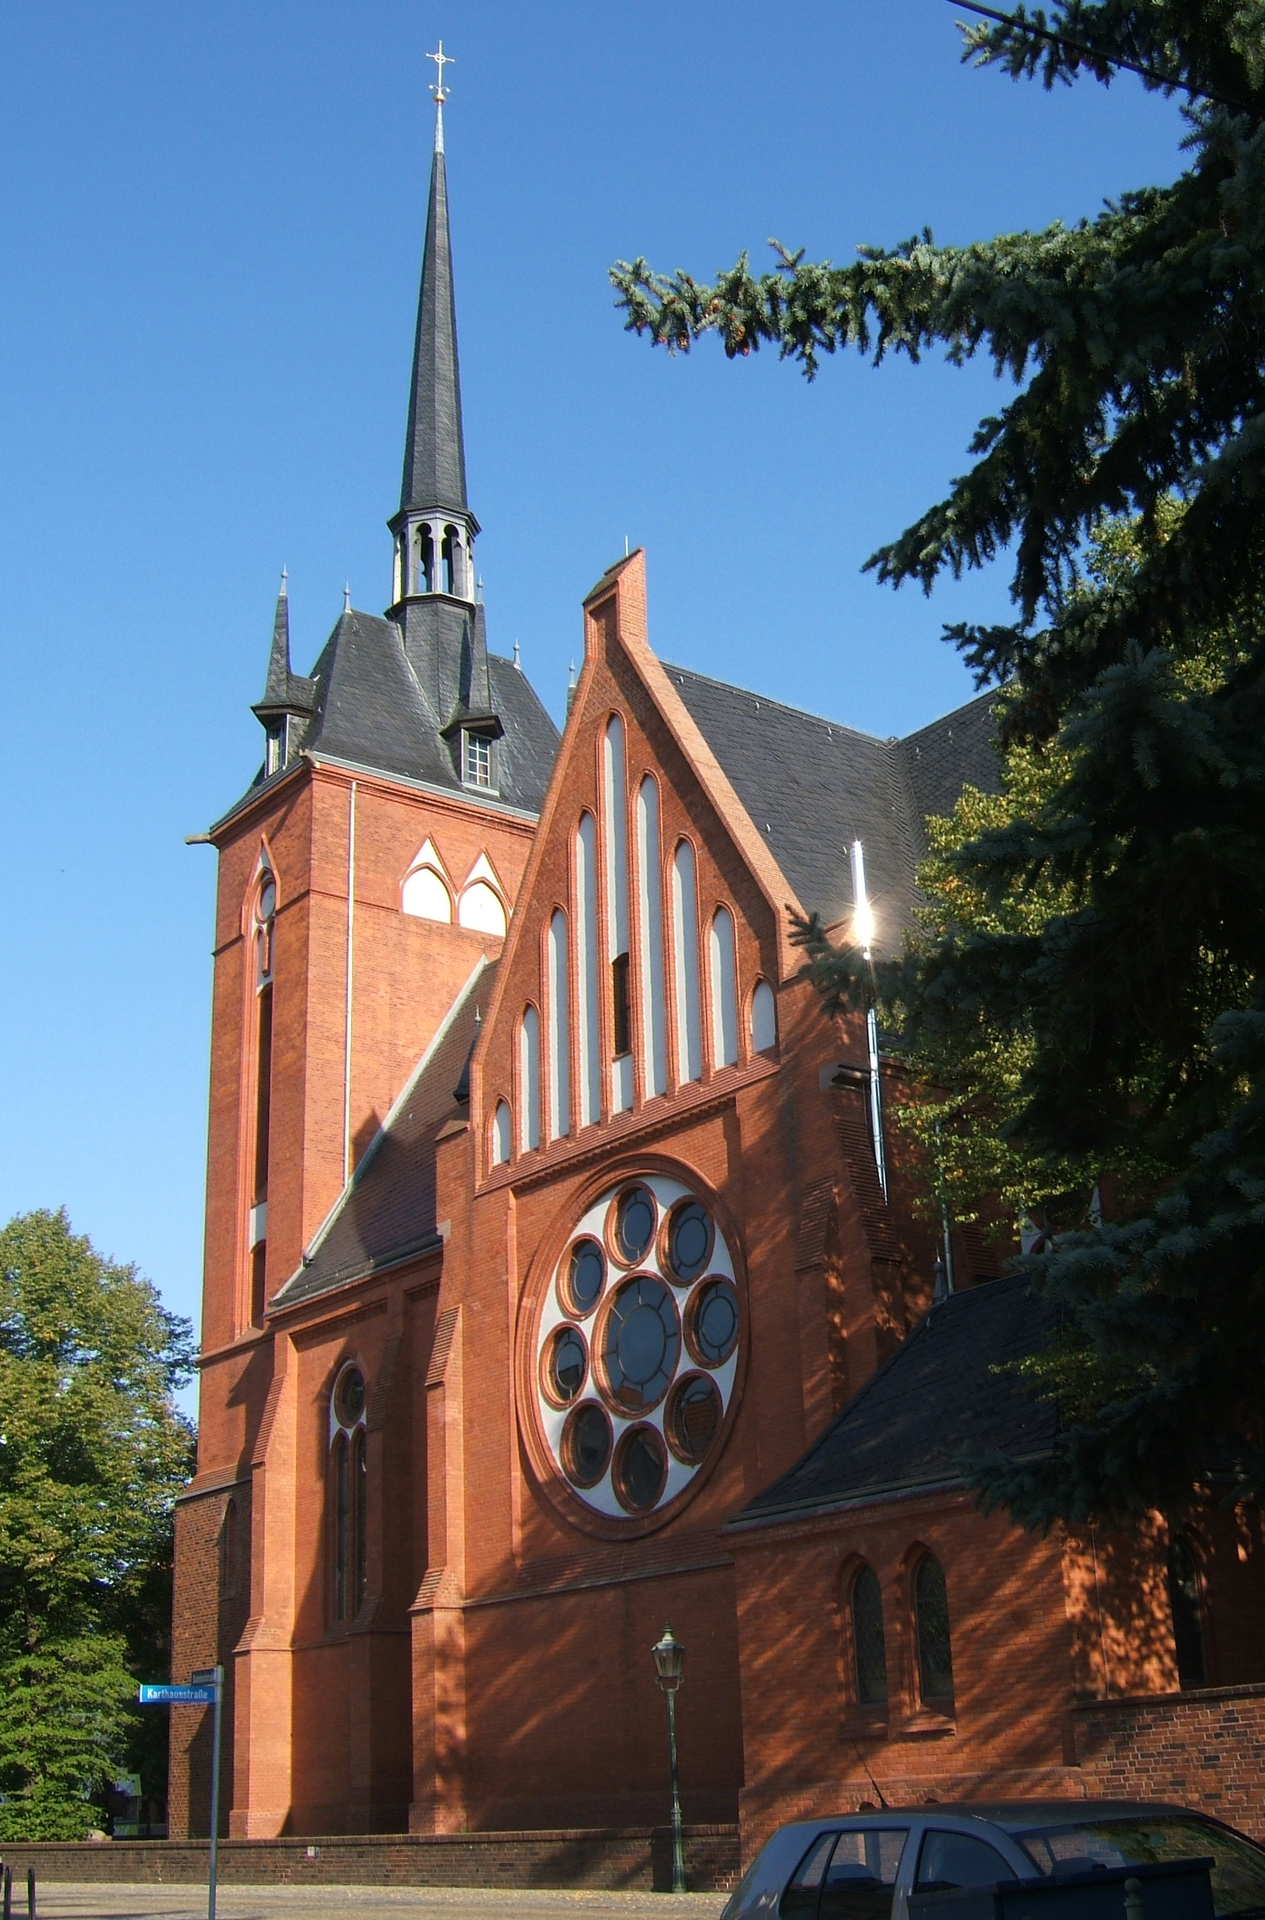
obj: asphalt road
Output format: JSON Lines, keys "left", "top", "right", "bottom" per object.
{"left": 29, "top": 1886, "right": 727, "bottom": 1920}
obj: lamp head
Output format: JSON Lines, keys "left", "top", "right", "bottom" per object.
{"left": 652, "top": 1622, "right": 685, "bottom": 1692}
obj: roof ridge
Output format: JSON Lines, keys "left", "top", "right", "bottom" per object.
{"left": 661, "top": 659, "right": 995, "bottom": 749}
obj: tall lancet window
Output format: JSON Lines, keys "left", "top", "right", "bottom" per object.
{"left": 330, "top": 1364, "right": 368, "bottom": 1625}
{"left": 519, "top": 1005, "right": 541, "bottom": 1152}
{"left": 604, "top": 718, "right": 633, "bottom": 1113}
{"left": 672, "top": 841, "right": 702, "bottom": 1084}
{"left": 547, "top": 910, "right": 571, "bottom": 1140}
{"left": 709, "top": 906, "right": 739, "bottom": 1068}
{"left": 414, "top": 525, "right": 434, "bottom": 595}
{"left": 249, "top": 865, "right": 277, "bottom": 1328}
{"left": 637, "top": 777, "right": 667, "bottom": 1099}
{"left": 575, "top": 815, "right": 601, "bottom": 1128}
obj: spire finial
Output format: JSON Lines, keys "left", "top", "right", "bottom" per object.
{"left": 343, "top": 583, "right": 352, "bottom": 612}
{"left": 427, "top": 41, "right": 453, "bottom": 150}
{"left": 512, "top": 639, "right": 521, "bottom": 671}
{"left": 280, "top": 565, "right": 288, "bottom": 598}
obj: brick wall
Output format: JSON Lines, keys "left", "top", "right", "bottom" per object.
{"left": 1074, "top": 1683, "right": 1265, "bottom": 1838}
{"left": 0, "top": 1825, "right": 738, "bottom": 1892}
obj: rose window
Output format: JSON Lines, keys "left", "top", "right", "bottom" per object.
{"left": 534, "top": 1174, "right": 741, "bottom": 1518}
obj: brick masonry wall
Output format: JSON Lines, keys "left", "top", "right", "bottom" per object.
{"left": 1074, "top": 1684, "right": 1265, "bottom": 1838}
{"left": 0, "top": 1826, "right": 739, "bottom": 1893}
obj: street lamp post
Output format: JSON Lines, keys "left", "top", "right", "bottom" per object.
{"left": 651, "top": 1623, "right": 686, "bottom": 1894}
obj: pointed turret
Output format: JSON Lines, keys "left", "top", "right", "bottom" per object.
{"left": 253, "top": 570, "right": 315, "bottom": 777}
{"left": 399, "top": 95, "right": 468, "bottom": 519}
{"left": 388, "top": 63, "right": 499, "bottom": 772}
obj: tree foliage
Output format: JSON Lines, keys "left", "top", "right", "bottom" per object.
{"left": 613, "top": 4, "right": 1265, "bottom": 1525}
{"left": 0, "top": 1209, "right": 195, "bottom": 1838}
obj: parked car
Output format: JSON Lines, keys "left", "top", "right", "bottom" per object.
{"left": 721, "top": 1803, "right": 1265, "bottom": 1920}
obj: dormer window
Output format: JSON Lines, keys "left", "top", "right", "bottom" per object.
{"left": 463, "top": 729, "right": 493, "bottom": 790}
{"left": 265, "top": 719, "right": 287, "bottom": 777}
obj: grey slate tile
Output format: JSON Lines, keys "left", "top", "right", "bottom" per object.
{"left": 734, "top": 1273, "right": 1056, "bottom": 1522}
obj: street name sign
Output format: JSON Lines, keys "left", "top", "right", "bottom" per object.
{"left": 138, "top": 1683, "right": 216, "bottom": 1705}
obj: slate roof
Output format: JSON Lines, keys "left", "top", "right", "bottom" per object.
{"left": 270, "top": 964, "right": 490, "bottom": 1309}
{"left": 253, "top": 579, "right": 315, "bottom": 723}
{"left": 899, "top": 693, "right": 1003, "bottom": 856}
{"left": 221, "top": 610, "right": 560, "bottom": 826}
{"left": 401, "top": 121, "right": 467, "bottom": 516}
{"left": 731, "top": 1273, "right": 1057, "bottom": 1525}
{"left": 665, "top": 666, "right": 1000, "bottom": 950}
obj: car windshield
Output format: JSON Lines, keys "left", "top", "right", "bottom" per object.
{"left": 1016, "top": 1817, "right": 1265, "bottom": 1918}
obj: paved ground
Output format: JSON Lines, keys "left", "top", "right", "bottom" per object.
{"left": 29, "top": 1887, "right": 727, "bottom": 1920}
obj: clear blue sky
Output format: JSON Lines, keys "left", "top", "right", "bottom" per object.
{"left": 0, "top": 1, "right": 1185, "bottom": 1357}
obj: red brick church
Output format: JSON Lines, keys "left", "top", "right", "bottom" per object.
{"left": 170, "top": 86, "right": 1265, "bottom": 1854}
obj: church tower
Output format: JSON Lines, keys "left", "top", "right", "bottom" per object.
{"left": 170, "top": 69, "right": 558, "bottom": 1838}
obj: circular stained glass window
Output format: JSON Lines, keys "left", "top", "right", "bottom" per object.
{"left": 561, "top": 1401, "right": 612, "bottom": 1488}
{"left": 542, "top": 1325, "right": 586, "bottom": 1405}
{"left": 258, "top": 876, "right": 276, "bottom": 922}
{"left": 536, "top": 1176, "right": 742, "bottom": 1521}
{"left": 335, "top": 1367, "right": 365, "bottom": 1427}
{"left": 666, "top": 1373, "right": 722, "bottom": 1464}
{"left": 687, "top": 1280, "right": 740, "bottom": 1367}
{"left": 562, "top": 1237, "right": 605, "bottom": 1316}
{"left": 613, "top": 1425, "right": 667, "bottom": 1513}
{"left": 665, "top": 1200, "right": 712, "bottom": 1284}
{"left": 600, "top": 1276, "right": 680, "bottom": 1413}
{"left": 613, "top": 1185, "right": 656, "bottom": 1265}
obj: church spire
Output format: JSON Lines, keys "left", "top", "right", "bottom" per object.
{"left": 399, "top": 47, "right": 468, "bottom": 522}
{"left": 388, "top": 50, "right": 498, "bottom": 755}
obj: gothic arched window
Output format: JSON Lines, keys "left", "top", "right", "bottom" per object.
{"left": 1167, "top": 1534, "right": 1208, "bottom": 1689}
{"left": 548, "top": 910, "right": 571, "bottom": 1140}
{"left": 637, "top": 777, "right": 667, "bottom": 1099}
{"left": 709, "top": 906, "right": 738, "bottom": 1068}
{"left": 914, "top": 1553, "right": 954, "bottom": 1708}
{"left": 850, "top": 1563, "right": 888, "bottom": 1708}
{"left": 519, "top": 1004, "right": 541, "bottom": 1152}
{"left": 671, "top": 841, "right": 701, "bottom": 1084}
{"left": 415, "top": 525, "right": 434, "bottom": 594}
{"left": 330, "top": 1364, "right": 368, "bottom": 1624}
{"left": 751, "top": 978, "right": 777, "bottom": 1054}
{"left": 491, "top": 1099, "right": 511, "bottom": 1167}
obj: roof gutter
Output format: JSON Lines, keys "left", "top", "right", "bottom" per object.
{"left": 723, "top": 1448, "right": 1053, "bottom": 1534}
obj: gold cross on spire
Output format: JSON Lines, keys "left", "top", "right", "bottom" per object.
{"left": 427, "top": 40, "right": 454, "bottom": 103}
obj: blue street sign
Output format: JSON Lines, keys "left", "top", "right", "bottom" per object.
{"left": 138, "top": 1684, "right": 216, "bottom": 1705}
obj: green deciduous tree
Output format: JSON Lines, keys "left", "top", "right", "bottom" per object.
{"left": 0, "top": 1209, "right": 195, "bottom": 1838}
{"left": 613, "top": 4, "right": 1265, "bottom": 1525}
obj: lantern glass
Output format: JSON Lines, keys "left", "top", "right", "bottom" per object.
{"left": 652, "top": 1623, "right": 685, "bottom": 1692}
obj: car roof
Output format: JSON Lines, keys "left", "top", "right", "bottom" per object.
{"left": 775, "top": 1802, "right": 1198, "bottom": 1833}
